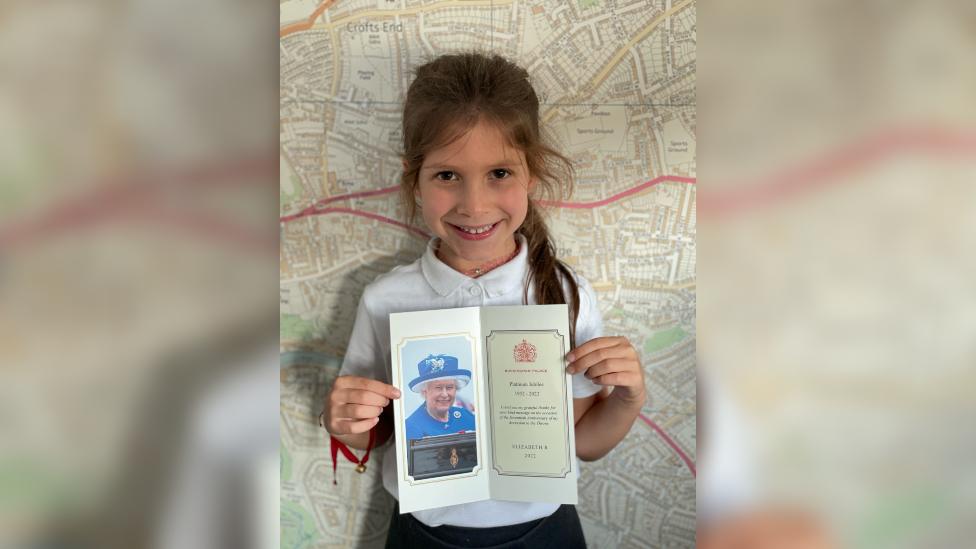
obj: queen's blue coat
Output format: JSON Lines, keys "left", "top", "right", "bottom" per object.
{"left": 405, "top": 403, "right": 476, "bottom": 440}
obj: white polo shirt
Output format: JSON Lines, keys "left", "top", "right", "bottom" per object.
{"left": 339, "top": 234, "right": 603, "bottom": 528}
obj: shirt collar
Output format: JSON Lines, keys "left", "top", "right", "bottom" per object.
{"left": 421, "top": 234, "right": 529, "bottom": 298}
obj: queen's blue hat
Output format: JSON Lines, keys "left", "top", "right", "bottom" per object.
{"left": 408, "top": 354, "right": 471, "bottom": 392}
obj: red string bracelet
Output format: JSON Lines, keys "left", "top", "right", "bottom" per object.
{"left": 321, "top": 412, "right": 376, "bottom": 485}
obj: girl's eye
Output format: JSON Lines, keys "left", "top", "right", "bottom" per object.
{"left": 490, "top": 169, "right": 511, "bottom": 179}
{"left": 435, "top": 171, "right": 458, "bottom": 181}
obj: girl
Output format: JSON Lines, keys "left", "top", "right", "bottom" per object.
{"left": 323, "top": 52, "right": 646, "bottom": 548}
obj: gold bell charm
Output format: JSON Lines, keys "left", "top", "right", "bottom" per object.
{"left": 355, "top": 463, "right": 367, "bottom": 473}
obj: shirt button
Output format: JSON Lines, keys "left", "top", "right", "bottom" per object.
{"left": 469, "top": 286, "right": 482, "bottom": 296}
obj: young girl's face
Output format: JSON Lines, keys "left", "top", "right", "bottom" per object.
{"left": 416, "top": 119, "right": 534, "bottom": 271}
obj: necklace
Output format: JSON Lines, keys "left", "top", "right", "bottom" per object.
{"left": 468, "top": 246, "right": 519, "bottom": 277}
{"left": 438, "top": 240, "right": 521, "bottom": 278}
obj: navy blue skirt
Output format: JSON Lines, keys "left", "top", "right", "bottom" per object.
{"left": 385, "top": 503, "right": 587, "bottom": 549}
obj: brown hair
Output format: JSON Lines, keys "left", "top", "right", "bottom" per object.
{"left": 400, "top": 52, "right": 581, "bottom": 347}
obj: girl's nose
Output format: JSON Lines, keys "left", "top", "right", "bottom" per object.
{"left": 457, "top": 183, "right": 489, "bottom": 215}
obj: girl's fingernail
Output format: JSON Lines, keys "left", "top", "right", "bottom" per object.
{"left": 566, "top": 352, "right": 575, "bottom": 362}
{"left": 393, "top": 389, "right": 401, "bottom": 398}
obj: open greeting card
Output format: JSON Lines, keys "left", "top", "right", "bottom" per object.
{"left": 389, "top": 304, "right": 578, "bottom": 514}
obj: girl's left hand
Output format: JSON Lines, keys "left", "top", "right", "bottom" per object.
{"left": 566, "top": 336, "right": 646, "bottom": 405}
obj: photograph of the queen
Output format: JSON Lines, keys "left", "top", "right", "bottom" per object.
{"left": 398, "top": 335, "right": 479, "bottom": 480}
{"left": 406, "top": 354, "right": 476, "bottom": 439}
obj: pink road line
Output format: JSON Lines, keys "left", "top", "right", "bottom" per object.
{"left": 0, "top": 151, "right": 277, "bottom": 251}
{"left": 699, "top": 126, "right": 976, "bottom": 216}
{"left": 284, "top": 125, "right": 976, "bottom": 222}
{"left": 135, "top": 204, "right": 277, "bottom": 254}
{"left": 315, "top": 185, "right": 401, "bottom": 206}
{"left": 280, "top": 175, "right": 695, "bottom": 224}
{"left": 639, "top": 412, "right": 696, "bottom": 478}
{"left": 0, "top": 195, "right": 277, "bottom": 253}
{"left": 538, "top": 175, "right": 696, "bottom": 209}
{"left": 282, "top": 206, "right": 430, "bottom": 240}
{"left": 279, "top": 185, "right": 401, "bottom": 224}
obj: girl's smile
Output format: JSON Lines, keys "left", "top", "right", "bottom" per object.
{"left": 448, "top": 221, "right": 500, "bottom": 240}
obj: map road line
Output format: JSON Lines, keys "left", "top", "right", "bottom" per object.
{"left": 283, "top": 206, "right": 431, "bottom": 240}
{"left": 278, "top": 185, "right": 400, "bottom": 224}
{"left": 279, "top": 0, "right": 338, "bottom": 38}
{"left": 588, "top": 0, "right": 694, "bottom": 96}
{"left": 538, "top": 175, "right": 696, "bottom": 209}
{"left": 314, "top": 185, "right": 400, "bottom": 209}
{"left": 698, "top": 125, "right": 976, "bottom": 217}
{"left": 138, "top": 205, "right": 277, "bottom": 254}
{"left": 542, "top": 0, "right": 694, "bottom": 124}
{"left": 0, "top": 151, "right": 277, "bottom": 251}
{"left": 279, "top": 175, "right": 697, "bottom": 224}
{"left": 282, "top": 126, "right": 975, "bottom": 224}
{"left": 305, "top": 0, "right": 506, "bottom": 33}
{"left": 639, "top": 412, "right": 697, "bottom": 477}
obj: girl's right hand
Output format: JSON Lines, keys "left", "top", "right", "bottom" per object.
{"left": 325, "top": 375, "right": 401, "bottom": 435}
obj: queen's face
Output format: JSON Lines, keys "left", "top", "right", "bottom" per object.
{"left": 421, "top": 380, "right": 457, "bottom": 419}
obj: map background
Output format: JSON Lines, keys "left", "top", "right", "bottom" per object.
{"left": 280, "top": 1, "right": 696, "bottom": 547}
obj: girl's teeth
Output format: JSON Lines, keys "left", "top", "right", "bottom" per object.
{"left": 459, "top": 223, "right": 494, "bottom": 234}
